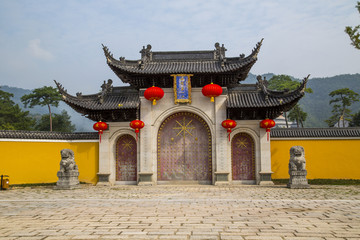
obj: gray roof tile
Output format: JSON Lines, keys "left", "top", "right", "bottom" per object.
{"left": 271, "top": 128, "right": 360, "bottom": 138}
{"left": 0, "top": 130, "right": 98, "bottom": 140}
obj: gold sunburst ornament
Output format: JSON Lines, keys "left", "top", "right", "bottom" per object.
{"left": 173, "top": 117, "right": 195, "bottom": 138}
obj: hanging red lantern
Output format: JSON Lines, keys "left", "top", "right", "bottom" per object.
{"left": 93, "top": 121, "right": 108, "bottom": 143}
{"left": 222, "top": 119, "right": 237, "bottom": 141}
{"left": 144, "top": 86, "right": 164, "bottom": 105}
{"left": 260, "top": 118, "right": 276, "bottom": 141}
{"left": 202, "top": 82, "right": 223, "bottom": 102}
{"left": 130, "top": 119, "right": 145, "bottom": 141}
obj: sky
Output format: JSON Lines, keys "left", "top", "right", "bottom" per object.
{"left": 0, "top": 0, "right": 359, "bottom": 94}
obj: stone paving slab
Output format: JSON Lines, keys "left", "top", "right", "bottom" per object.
{"left": 0, "top": 185, "right": 359, "bottom": 240}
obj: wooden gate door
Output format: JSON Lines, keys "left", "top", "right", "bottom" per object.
{"left": 116, "top": 134, "right": 137, "bottom": 181}
{"left": 231, "top": 133, "right": 255, "bottom": 180}
{"left": 157, "top": 112, "right": 212, "bottom": 182}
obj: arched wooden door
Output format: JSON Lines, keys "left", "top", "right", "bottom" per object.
{"left": 157, "top": 112, "right": 212, "bottom": 182}
{"left": 116, "top": 134, "right": 137, "bottom": 181}
{"left": 231, "top": 133, "right": 255, "bottom": 180}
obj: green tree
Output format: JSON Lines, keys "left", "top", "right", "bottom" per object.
{"left": 325, "top": 88, "right": 359, "bottom": 127}
{"left": 288, "top": 104, "right": 308, "bottom": 128}
{"left": 267, "top": 75, "right": 312, "bottom": 128}
{"left": 0, "top": 88, "right": 35, "bottom": 130}
{"left": 35, "top": 110, "right": 76, "bottom": 132}
{"left": 345, "top": 2, "right": 360, "bottom": 50}
{"left": 21, "top": 86, "right": 62, "bottom": 132}
{"left": 349, "top": 111, "right": 360, "bottom": 127}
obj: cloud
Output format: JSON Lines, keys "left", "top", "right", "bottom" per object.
{"left": 28, "top": 39, "right": 54, "bottom": 60}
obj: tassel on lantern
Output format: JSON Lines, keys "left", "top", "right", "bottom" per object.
{"left": 130, "top": 119, "right": 145, "bottom": 142}
{"left": 221, "top": 119, "right": 237, "bottom": 142}
{"left": 260, "top": 118, "right": 276, "bottom": 141}
{"left": 93, "top": 121, "right": 108, "bottom": 143}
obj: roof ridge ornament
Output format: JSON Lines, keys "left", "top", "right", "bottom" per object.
{"left": 214, "top": 42, "right": 227, "bottom": 60}
{"left": 140, "top": 44, "right": 152, "bottom": 62}
{"left": 98, "top": 79, "right": 113, "bottom": 104}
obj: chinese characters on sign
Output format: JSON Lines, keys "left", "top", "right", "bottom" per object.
{"left": 172, "top": 74, "right": 193, "bottom": 104}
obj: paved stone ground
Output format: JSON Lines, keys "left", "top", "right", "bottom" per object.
{"left": 0, "top": 184, "right": 359, "bottom": 240}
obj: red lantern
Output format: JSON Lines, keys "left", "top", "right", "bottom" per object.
{"left": 221, "top": 119, "right": 237, "bottom": 141}
{"left": 260, "top": 118, "right": 276, "bottom": 141}
{"left": 202, "top": 82, "right": 223, "bottom": 102}
{"left": 93, "top": 121, "right": 108, "bottom": 143}
{"left": 144, "top": 86, "right": 164, "bottom": 105}
{"left": 130, "top": 119, "right": 145, "bottom": 141}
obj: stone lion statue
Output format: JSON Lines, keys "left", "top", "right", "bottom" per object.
{"left": 289, "top": 146, "right": 306, "bottom": 171}
{"left": 59, "top": 149, "right": 78, "bottom": 173}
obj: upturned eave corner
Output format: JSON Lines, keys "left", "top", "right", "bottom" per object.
{"left": 250, "top": 38, "right": 264, "bottom": 59}
{"left": 256, "top": 73, "right": 311, "bottom": 98}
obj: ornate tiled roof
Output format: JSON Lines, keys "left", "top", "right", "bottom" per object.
{"left": 271, "top": 128, "right": 360, "bottom": 138}
{"left": 227, "top": 75, "right": 309, "bottom": 120}
{"left": 0, "top": 130, "right": 98, "bottom": 140}
{"left": 54, "top": 80, "right": 139, "bottom": 122}
{"left": 55, "top": 80, "right": 139, "bottom": 110}
{"left": 102, "top": 40, "right": 263, "bottom": 88}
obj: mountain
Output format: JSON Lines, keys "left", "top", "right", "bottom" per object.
{"left": 0, "top": 85, "right": 94, "bottom": 132}
{"left": 301, "top": 74, "right": 360, "bottom": 127}
{"left": 1, "top": 73, "right": 360, "bottom": 130}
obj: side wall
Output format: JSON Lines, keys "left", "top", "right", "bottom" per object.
{"left": 2, "top": 136, "right": 360, "bottom": 185}
{"left": 271, "top": 139, "right": 360, "bottom": 179}
{"left": 1, "top": 140, "right": 99, "bottom": 185}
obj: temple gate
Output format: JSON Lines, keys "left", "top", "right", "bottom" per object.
{"left": 231, "top": 133, "right": 255, "bottom": 180}
{"left": 157, "top": 112, "right": 212, "bottom": 182}
{"left": 116, "top": 134, "right": 137, "bottom": 181}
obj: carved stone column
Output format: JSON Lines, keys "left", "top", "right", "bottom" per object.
{"left": 214, "top": 89, "right": 229, "bottom": 185}
{"left": 97, "top": 131, "right": 111, "bottom": 186}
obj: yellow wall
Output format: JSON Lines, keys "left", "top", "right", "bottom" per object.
{"left": 271, "top": 139, "right": 360, "bottom": 179}
{"left": 0, "top": 141, "right": 99, "bottom": 185}
{"left": 2, "top": 138, "right": 359, "bottom": 185}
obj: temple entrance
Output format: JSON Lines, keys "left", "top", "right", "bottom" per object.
{"left": 157, "top": 112, "right": 212, "bottom": 182}
{"left": 116, "top": 134, "right": 137, "bottom": 181}
{"left": 231, "top": 133, "right": 255, "bottom": 180}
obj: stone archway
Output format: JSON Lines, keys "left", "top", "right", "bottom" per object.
{"left": 157, "top": 112, "right": 212, "bottom": 182}
{"left": 116, "top": 134, "right": 137, "bottom": 181}
{"left": 231, "top": 132, "right": 255, "bottom": 180}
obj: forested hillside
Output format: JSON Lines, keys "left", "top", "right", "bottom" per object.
{"left": 1, "top": 73, "right": 359, "bottom": 130}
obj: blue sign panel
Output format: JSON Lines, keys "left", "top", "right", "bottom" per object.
{"left": 172, "top": 74, "right": 193, "bottom": 104}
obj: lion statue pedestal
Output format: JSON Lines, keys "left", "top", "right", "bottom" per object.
{"left": 287, "top": 146, "right": 310, "bottom": 189}
{"left": 54, "top": 149, "right": 80, "bottom": 190}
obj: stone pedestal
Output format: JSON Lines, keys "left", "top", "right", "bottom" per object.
{"left": 259, "top": 171, "right": 274, "bottom": 186}
{"left": 138, "top": 172, "right": 153, "bottom": 185}
{"left": 214, "top": 172, "right": 229, "bottom": 185}
{"left": 96, "top": 173, "right": 111, "bottom": 186}
{"left": 287, "top": 170, "right": 309, "bottom": 189}
{"left": 54, "top": 170, "right": 80, "bottom": 190}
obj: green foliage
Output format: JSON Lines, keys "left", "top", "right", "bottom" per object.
{"left": 350, "top": 111, "right": 360, "bottom": 127}
{"left": 288, "top": 104, "right": 308, "bottom": 128}
{"left": 21, "top": 86, "right": 62, "bottom": 131}
{"left": 325, "top": 88, "right": 359, "bottom": 127}
{"left": 21, "top": 86, "right": 61, "bottom": 108}
{"left": 35, "top": 110, "right": 76, "bottom": 132}
{"left": 268, "top": 75, "right": 312, "bottom": 127}
{"left": 345, "top": 1, "right": 360, "bottom": 50}
{"left": 300, "top": 74, "right": 360, "bottom": 127}
{"left": 0, "top": 88, "right": 35, "bottom": 130}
